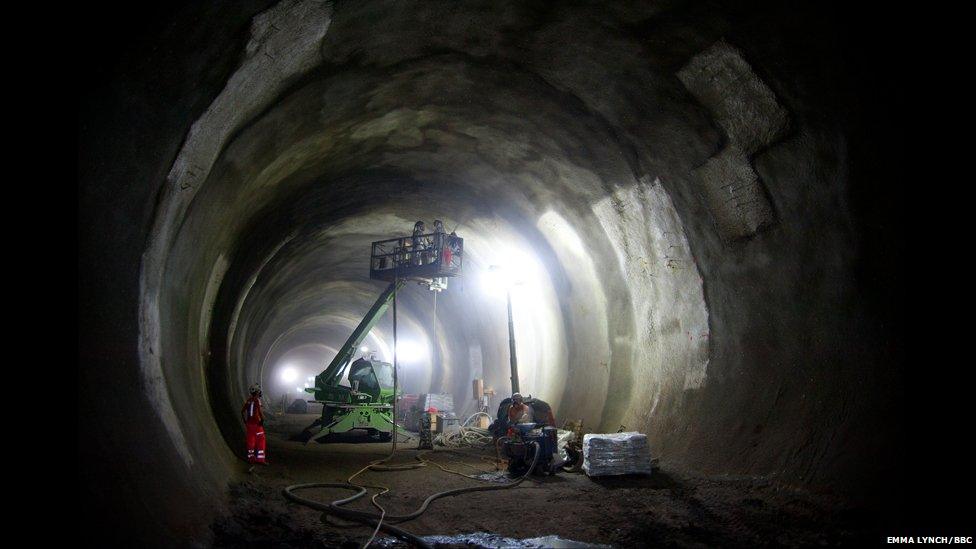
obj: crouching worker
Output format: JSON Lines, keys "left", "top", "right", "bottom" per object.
{"left": 514, "top": 393, "right": 556, "bottom": 427}
{"left": 242, "top": 384, "right": 268, "bottom": 465}
{"left": 489, "top": 392, "right": 557, "bottom": 438}
{"left": 507, "top": 393, "right": 533, "bottom": 424}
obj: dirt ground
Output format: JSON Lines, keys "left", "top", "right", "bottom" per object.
{"left": 211, "top": 413, "right": 878, "bottom": 548}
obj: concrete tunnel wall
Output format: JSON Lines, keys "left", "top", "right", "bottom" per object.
{"left": 79, "top": 0, "right": 908, "bottom": 544}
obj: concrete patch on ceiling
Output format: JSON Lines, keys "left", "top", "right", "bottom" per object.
{"left": 678, "top": 41, "right": 790, "bottom": 241}
{"left": 692, "top": 146, "right": 777, "bottom": 238}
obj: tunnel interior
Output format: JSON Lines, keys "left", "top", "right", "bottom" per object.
{"left": 79, "top": 1, "right": 932, "bottom": 546}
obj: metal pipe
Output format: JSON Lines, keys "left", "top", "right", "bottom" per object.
{"left": 392, "top": 266, "right": 398, "bottom": 453}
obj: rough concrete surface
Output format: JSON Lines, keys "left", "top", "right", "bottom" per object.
{"left": 79, "top": 0, "right": 913, "bottom": 545}
{"left": 678, "top": 41, "right": 790, "bottom": 155}
{"left": 692, "top": 146, "right": 776, "bottom": 239}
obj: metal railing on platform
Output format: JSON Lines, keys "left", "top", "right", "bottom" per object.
{"left": 370, "top": 233, "right": 463, "bottom": 282}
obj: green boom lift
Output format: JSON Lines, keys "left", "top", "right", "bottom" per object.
{"left": 302, "top": 280, "right": 406, "bottom": 442}
{"left": 302, "top": 231, "right": 463, "bottom": 443}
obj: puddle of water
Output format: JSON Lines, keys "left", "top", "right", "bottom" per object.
{"left": 375, "top": 532, "right": 611, "bottom": 548}
{"left": 473, "top": 472, "right": 511, "bottom": 483}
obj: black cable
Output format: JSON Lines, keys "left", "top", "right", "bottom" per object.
{"left": 283, "top": 442, "right": 542, "bottom": 547}
{"left": 282, "top": 483, "right": 432, "bottom": 548}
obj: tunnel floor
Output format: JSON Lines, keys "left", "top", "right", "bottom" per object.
{"left": 212, "top": 414, "right": 878, "bottom": 548}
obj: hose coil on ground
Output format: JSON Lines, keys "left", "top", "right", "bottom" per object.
{"left": 283, "top": 441, "right": 541, "bottom": 548}
{"left": 433, "top": 412, "right": 495, "bottom": 449}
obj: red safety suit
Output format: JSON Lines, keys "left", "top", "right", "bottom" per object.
{"left": 242, "top": 396, "right": 266, "bottom": 464}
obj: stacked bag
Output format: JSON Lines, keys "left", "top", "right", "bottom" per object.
{"left": 582, "top": 432, "right": 653, "bottom": 477}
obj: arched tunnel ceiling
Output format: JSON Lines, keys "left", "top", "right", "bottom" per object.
{"left": 145, "top": 0, "right": 870, "bottom": 488}
{"left": 79, "top": 0, "right": 916, "bottom": 544}
{"left": 150, "top": 0, "right": 723, "bottom": 474}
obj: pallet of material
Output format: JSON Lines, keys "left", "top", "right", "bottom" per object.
{"left": 582, "top": 432, "right": 653, "bottom": 477}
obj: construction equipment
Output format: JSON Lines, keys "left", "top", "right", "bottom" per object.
{"left": 489, "top": 395, "right": 561, "bottom": 475}
{"left": 488, "top": 395, "right": 555, "bottom": 437}
{"left": 499, "top": 422, "right": 560, "bottom": 475}
{"left": 286, "top": 398, "right": 309, "bottom": 414}
{"left": 301, "top": 231, "right": 463, "bottom": 443}
{"left": 369, "top": 231, "right": 463, "bottom": 288}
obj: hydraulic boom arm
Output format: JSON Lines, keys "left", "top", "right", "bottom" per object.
{"left": 308, "top": 279, "right": 404, "bottom": 400}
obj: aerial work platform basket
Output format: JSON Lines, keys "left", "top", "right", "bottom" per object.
{"left": 301, "top": 230, "right": 463, "bottom": 444}
{"left": 369, "top": 232, "right": 464, "bottom": 283}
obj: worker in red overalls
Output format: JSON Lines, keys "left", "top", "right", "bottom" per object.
{"left": 241, "top": 384, "right": 267, "bottom": 465}
{"left": 507, "top": 393, "right": 557, "bottom": 427}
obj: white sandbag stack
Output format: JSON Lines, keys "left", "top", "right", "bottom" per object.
{"left": 582, "top": 432, "right": 652, "bottom": 477}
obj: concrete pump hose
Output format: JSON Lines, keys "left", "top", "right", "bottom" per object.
{"left": 283, "top": 441, "right": 542, "bottom": 548}
{"left": 281, "top": 483, "right": 432, "bottom": 548}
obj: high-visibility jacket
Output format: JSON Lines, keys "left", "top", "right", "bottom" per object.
{"left": 242, "top": 396, "right": 264, "bottom": 425}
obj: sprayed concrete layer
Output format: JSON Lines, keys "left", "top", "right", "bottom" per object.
{"left": 80, "top": 0, "right": 905, "bottom": 544}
